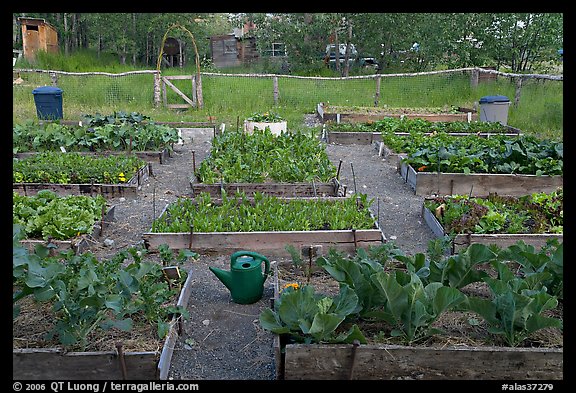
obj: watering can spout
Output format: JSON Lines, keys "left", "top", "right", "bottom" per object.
{"left": 209, "top": 266, "right": 234, "bottom": 291}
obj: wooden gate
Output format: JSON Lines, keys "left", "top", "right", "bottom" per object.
{"left": 161, "top": 75, "right": 200, "bottom": 109}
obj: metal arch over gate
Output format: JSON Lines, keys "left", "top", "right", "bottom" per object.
{"left": 156, "top": 23, "right": 203, "bottom": 109}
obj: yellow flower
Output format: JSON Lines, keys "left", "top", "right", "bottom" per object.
{"left": 282, "top": 282, "right": 300, "bottom": 291}
{"left": 118, "top": 172, "right": 126, "bottom": 182}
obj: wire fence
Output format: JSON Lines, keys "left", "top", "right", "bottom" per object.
{"left": 13, "top": 67, "right": 562, "bottom": 133}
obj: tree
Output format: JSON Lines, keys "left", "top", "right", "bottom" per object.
{"left": 479, "top": 13, "right": 563, "bottom": 72}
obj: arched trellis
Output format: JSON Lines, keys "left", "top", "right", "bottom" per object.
{"left": 156, "top": 23, "right": 203, "bottom": 109}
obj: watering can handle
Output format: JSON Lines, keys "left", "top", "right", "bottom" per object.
{"left": 231, "top": 250, "right": 270, "bottom": 278}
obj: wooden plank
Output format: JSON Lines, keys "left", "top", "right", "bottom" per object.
{"left": 325, "top": 131, "right": 380, "bottom": 145}
{"left": 13, "top": 349, "right": 159, "bottom": 380}
{"left": 453, "top": 233, "right": 563, "bottom": 252}
{"left": 190, "top": 182, "right": 340, "bottom": 197}
{"left": 142, "top": 229, "right": 384, "bottom": 257}
{"left": 422, "top": 203, "right": 563, "bottom": 252}
{"left": 157, "top": 269, "right": 194, "bottom": 380}
{"left": 167, "top": 104, "right": 192, "bottom": 109}
{"left": 164, "top": 75, "right": 194, "bottom": 80}
{"left": 162, "top": 77, "right": 195, "bottom": 107}
{"left": 13, "top": 164, "right": 150, "bottom": 197}
{"left": 283, "top": 344, "right": 562, "bottom": 380}
{"left": 14, "top": 149, "right": 169, "bottom": 165}
{"left": 400, "top": 162, "right": 563, "bottom": 197}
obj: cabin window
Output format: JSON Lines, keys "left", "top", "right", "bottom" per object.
{"left": 223, "top": 39, "right": 237, "bottom": 54}
{"left": 25, "top": 24, "right": 39, "bottom": 31}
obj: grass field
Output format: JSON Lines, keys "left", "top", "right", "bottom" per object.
{"left": 13, "top": 53, "right": 563, "bottom": 141}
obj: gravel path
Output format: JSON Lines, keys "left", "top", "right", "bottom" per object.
{"left": 91, "top": 116, "right": 437, "bottom": 380}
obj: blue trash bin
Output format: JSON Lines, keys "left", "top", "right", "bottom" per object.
{"left": 479, "top": 95, "right": 510, "bottom": 125}
{"left": 32, "top": 86, "right": 63, "bottom": 120}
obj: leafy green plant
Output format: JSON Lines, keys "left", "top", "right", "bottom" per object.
{"left": 13, "top": 190, "right": 107, "bottom": 240}
{"left": 496, "top": 239, "right": 563, "bottom": 299}
{"left": 396, "top": 134, "right": 562, "bottom": 176}
{"left": 195, "top": 129, "right": 336, "bottom": 184}
{"left": 370, "top": 270, "right": 467, "bottom": 344}
{"left": 425, "top": 190, "right": 564, "bottom": 235}
{"left": 246, "top": 111, "right": 285, "bottom": 122}
{"left": 259, "top": 284, "right": 365, "bottom": 344}
{"left": 151, "top": 192, "right": 375, "bottom": 233}
{"left": 316, "top": 245, "right": 403, "bottom": 315}
{"left": 466, "top": 261, "right": 562, "bottom": 347}
{"left": 13, "top": 225, "right": 192, "bottom": 350}
{"left": 13, "top": 119, "right": 179, "bottom": 153}
{"left": 13, "top": 152, "right": 146, "bottom": 184}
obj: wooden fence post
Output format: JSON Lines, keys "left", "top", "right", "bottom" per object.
{"left": 273, "top": 76, "right": 279, "bottom": 106}
{"left": 50, "top": 72, "right": 58, "bottom": 86}
{"left": 470, "top": 68, "right": 479, "bottom": 88}
{"left": 153, "top": 71, "right": 161, "bottom": 107}
{"left": 374, "top": 75, "right": 381, "bottom": 107}
{"left": 514, "top": 77, "right": 523, "bottom": 108}
{"left": 196, "top": 73, "right": 204, "bottom": 109}
{"left": 191, "top": 75, "right": 197, "bottom": 107}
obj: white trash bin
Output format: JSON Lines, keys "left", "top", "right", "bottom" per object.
{"left": 479, "top": 95, "right": 511, "bottom": 125}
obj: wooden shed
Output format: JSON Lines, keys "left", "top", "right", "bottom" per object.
{"left": 18, "top": 17, "right": 59, "bottom": 62}
{"left": 210, "top": 29, "right": 258, "bottom": 68}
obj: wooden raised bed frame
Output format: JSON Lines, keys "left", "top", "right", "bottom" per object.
{"left": 19, "top": 205, "right": 116, "bottom": 255}
{"left": 14, "top": 149, "right": 171, "bottom": 166}
{"left": 317, "top": 102, "right": 478, "bottom": 124}
{"left": 143, "top": 197, "right": 384, "bottom": 257}
{"left": 13, "top": 163, "right": 151, "bottom": 197}
{"left": 398, "top": 160, "right": 563, "bottom": 197}
{"left": 13, "top": 268, "right": 193, "bottom": 380}
{"left": 324, "top": 126, "right": 522, "bottom": 146}
{"left": 190, "top": 177, "right": 344, "bottom": 198}
{"left": 421, "top": 201, "right": 563, "bottom": 253}
{"left": 270, "top": 264, "right": 562, "bottom": 380}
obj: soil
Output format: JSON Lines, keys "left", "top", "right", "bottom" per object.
{"left": 35, "top": 115, "right": 561, "bottom": 380}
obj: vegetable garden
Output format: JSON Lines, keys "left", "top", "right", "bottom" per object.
{"left": 12, "top": 101, "right": 563, "bottom": 379}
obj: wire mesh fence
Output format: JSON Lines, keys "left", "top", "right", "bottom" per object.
{"left": 13, "top": 67, "right": 562, "bottom": 136}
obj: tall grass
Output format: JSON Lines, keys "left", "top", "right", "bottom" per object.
{"left": 13, "top": 53, "right": 563, "bottom": 141}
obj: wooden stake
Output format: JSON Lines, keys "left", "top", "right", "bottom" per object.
{"left": 116, "top": 342, "right": 128, "bottom": 380}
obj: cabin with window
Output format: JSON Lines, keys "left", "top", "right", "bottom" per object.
{"left": 18, "top": 17, "right": 59, "bottom": 62}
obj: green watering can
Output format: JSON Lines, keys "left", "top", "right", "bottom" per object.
{"left": 209, "top": 251, "right": 271, "bottom": 304}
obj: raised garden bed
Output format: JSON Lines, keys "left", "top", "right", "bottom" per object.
{"left": 322, "top": 117, "right": 522, "bottom": 146}
{"left": 14, "top": 149, "right": 171, "bottom": 166}
{"left": 266, "top": 244, "right": 563, "bottom": 380}
{"left": 317, "top": 102, "right": 478, "bottom": 124}
{"left": 388, "top": 133, "right": 563, "bottom": 196}
{"left": 12, "top": 241, "right": 195, "bottom": 380}
{"left": 14, "top": 190, "right": 116, "bottom": 254}
{"left": 190, "top": 178, "right": 343, "bottom": 198}
{"left": 18, "top": 207, "right": 116, "bottom": 254}
{"left": 422, "top": 191, "right": 563, "bottom": 253}
{"left": 13, "top": 152, "right": 151, "bottom": 197}
{"left": 143, "top": 194, "right": 384, "bottom": 257}
{"left": 399, "top": 160, "right": 563, "bottom": 197}
{"left": 192, "top": 128, "right": 342, "bottom": 197}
